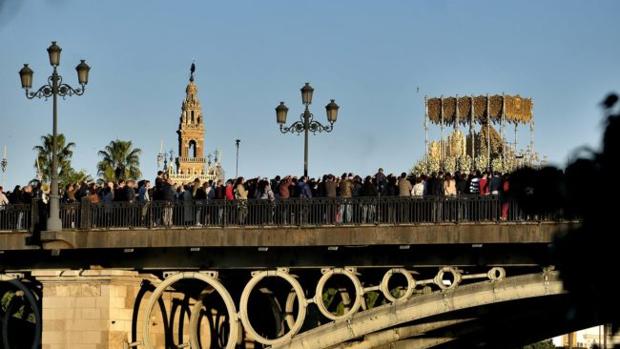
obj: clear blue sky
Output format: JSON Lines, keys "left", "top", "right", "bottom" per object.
{"left": 1, "top": 1, "right": 619, "bottom": 188}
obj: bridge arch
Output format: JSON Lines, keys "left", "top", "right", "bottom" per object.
{"left": 141, "top": 271, "right": 239, "bottom": 349}
{"left": 273, "top": 272, "right": 565, "bottom": 349}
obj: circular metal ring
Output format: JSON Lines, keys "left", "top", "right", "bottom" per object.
{"left": 315, "top": 268, "right": 364, "bottom": 321}
{"left": 0, "top": 278, "right": 41, "bottom": 349}
{"left": 189, "top": 299, "right": 212, "bottom": 349}
{"left": 380, "top": 268, "right": 416, "bottom": 302}
{"left": 284, "top": 291, "right": 297, "bottom": 331}
{"left": 142, "top": 272, "right": 238, "bottom": 349}
{"left": 434, "top": 267, "right": 462, "bottom": 290}
{"left": 487, "top": 267, "right": 506, "bottom": 281}
{"left": 239, "top": 270, "right": 307, "bottom": 346}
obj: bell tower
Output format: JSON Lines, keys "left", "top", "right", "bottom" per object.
{"left": 176, "top": 63, "right": 206, "bottom": 177}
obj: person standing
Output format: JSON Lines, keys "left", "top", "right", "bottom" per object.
{"left": 234, "top": 177, "right": 248, "bottom": 224}
{"left": 398, "top": 173, "right": 412, "bottom": 197}
{"left": 489, "top": 171, "right": 503, "bottom": 220}
{"left": 361, "top": 176, "right": 378, "bottom": 223}
{"left": 479, "top": 172, "right": 490, "bottom": 196}
{"left": 397, "top": 173, "right": 412, "bottom": 222}
{"left": 138, "top": 180, "right": 151, "bottom": 227}
{"left": 296, "top": 176, "right": 312, "bottom": 224}
{"left": 182, "top": 184, "right": 194, "bottom": 226}
{"left": 443, "top": 174, "right": 457, "bottom": 221}
{"left": 456, "top": 173, "right": 468, "bottom": 196}
{"left": 193, "top": 180, "right": 207, "bottom": 226}
{"left": 468, "top": 171, "right": 481, "bottom": 195}
{"left": 375, "top": 168, "right": 387, "bottom": 194}
{"left": 338, "top": 173, "right": 353, "bottom": 223}
{"left": 324, "top": 175, "right": 338, "bottom": 224}
{"left": 225, "top": 180, "right": 235, "bottom": 201}
{"left": 444, "top": 174, "right": 457, "bottom": 197}
{"left": 278, "top": 176, "right": 292, "bottom": 224}
{"left": 489, "top": 171, "right": 502, "bottom": 195}
{"left": 411, "top": 176, "right": 424, "bottom": 197}
{"left": 0, "top": 186, "right": 9, "bottom": 206}
{"left": 162, "top": 178, "right": 176, "bottom": 227}
{"left": 500, "top": 174, "right": 510, "bottom": 220}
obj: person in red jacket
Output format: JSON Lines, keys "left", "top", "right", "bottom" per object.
{"left": 500, "top": 175, "right": 510, "bottom": 220}
{"left": 225, "top": 180, "right": 234, "bottom": 201}
{"left": 479, "top": 172, "right": 490, "bottom": 196}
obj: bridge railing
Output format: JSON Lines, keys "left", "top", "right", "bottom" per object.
{"left": 51, "top": 195, "right": 559, "bottom": 230}
{"left": 0, "top": 204, "right": 32, "bottom": 232}
{"left": 0, "top": 195, "right": 563, "bottom": 232}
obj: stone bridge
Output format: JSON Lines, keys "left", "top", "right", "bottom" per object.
{"left": 0, "top": 198, "right": 592, "bottom": 348}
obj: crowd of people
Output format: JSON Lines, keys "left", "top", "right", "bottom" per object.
{"left": 0, "top": 168, "right": 513, "bottom": 229}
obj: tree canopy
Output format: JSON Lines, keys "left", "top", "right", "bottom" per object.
{"left": 96, "top": 139, "right": 142, "bottom": 183}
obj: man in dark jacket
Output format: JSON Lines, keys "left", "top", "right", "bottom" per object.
{"left": 161, "top": 179, "right": 176, "bottom": 226}
{"left": 489, "top": 172, "right": 502, "bottom": 195}
{"left": 456, "top": 173, "right": 468, "bottom": 196}
{"left": 325, "top": 175, "right": 338, "bottom": 198}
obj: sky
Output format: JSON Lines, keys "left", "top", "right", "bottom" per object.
{"left": 1, "top": 0, "right": 619, "bottom": 188}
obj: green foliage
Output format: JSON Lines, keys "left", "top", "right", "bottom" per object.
{"left": 33, "top": 133, "right": 76, "bottom": 184}
{"left": 322, "top": 287, "right": 349, "bottom": 316}
{"left": 364, "top": 291, "right": 381, "bottom": 309}
{"left": 390, "top": 286, "right": 406, "bottom": 299}
{"left": 97, "top": 139, "right": 142, "bottom": 182}
{"left": 63, "top": 168, "right": 93, "bottom": 185}
{"left": 1, "top": 291, "right": 36, "bottom": 324}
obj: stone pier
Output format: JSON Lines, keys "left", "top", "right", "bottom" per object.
{"left": 33, "top": 270, "right": 152, "bottom": 349}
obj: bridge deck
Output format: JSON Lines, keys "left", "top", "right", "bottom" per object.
{"left": 35, "top": 221, "right": 575, "bottom": 250}
{"left": 0, "top": 222, "right": 576, "bottom": 269}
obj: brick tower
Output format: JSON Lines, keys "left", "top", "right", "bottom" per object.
{"left": 167, "top": 64, "right": 225, "bottom": 184}
{"left": 176, "top": 63, "right": 205, "bottom": 177}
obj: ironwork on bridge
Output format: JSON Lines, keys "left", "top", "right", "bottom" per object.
{"left": 0, "top": 195, "right": 562, "bottom": 232}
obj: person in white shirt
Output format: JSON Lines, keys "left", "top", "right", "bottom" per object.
{"left": 0, "top": 186, "right": 8, "bottom": 207}
{"left": 412, "top": 177, "right": 425, "bottom": 197}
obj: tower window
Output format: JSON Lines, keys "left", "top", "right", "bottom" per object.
{"left": 188, "top": 140, "right": 197, "bottom": 158}
{"left": 191, "top": 111, "right": 195, "bottom": 123}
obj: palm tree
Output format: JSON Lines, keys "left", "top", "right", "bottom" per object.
{"left": 97, "top": 140, "right": 142, "bottom": 182}
{"left": 64, "top": 168, "right": 94, "bottom": 185}
{"left": 33, "top": 134, "right": 76, "bottom": 183}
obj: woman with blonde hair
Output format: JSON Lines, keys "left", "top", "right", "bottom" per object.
{"left": 444, "top": 173, "right": 457, "bottom": 197}
{"left": 234, "top": 177, "right": 248, "bottom": 224}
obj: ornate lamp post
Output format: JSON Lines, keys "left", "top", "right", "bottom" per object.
{"left": 1, "top": 146, "right": 7, "bottom": 186}
{"left": 276, "top": 83, "right": 339, "bottom": 177}
{"left": 19, "top": 41, "right": 90, "bottom": 232}
{"left": 235, "top": 139, "right": 240, "bottom": 178}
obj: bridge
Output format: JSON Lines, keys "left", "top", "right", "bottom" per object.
{"left": 0, "top": 196, "right": 593, "bottom": 348}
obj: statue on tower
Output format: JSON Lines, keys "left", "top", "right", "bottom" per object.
{"left": 190, "top": 62, "right": 196, "bottom": 82}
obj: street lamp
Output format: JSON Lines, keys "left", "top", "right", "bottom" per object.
{"left": 235, "top": 139, "right": 240, "bottom": 178}
{"left": 1, "top": 146, "right": 7, "bottom": 186}
{"left": 19, "top": 41, "right": 90, "bottom": 233}
{"left": 276, "top": 82, "right": 339, "bottom": 177}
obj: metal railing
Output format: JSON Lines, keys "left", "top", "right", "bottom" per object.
{"left": 0, "top": 204, "right": 33, "bottom": 232}
{"left": 60, "top": 195, "right": 558, "bottom": 230}
{"left": 0, "top": 195, "right": 565, "bottom": 232}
